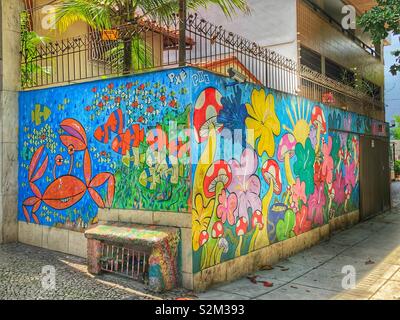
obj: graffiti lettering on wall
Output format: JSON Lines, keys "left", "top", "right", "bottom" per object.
{"left": 19, "top": 70, "right": 192, "bottom": 229}
{"left": 190, "top": 70, "right": 384, "bottom": 273}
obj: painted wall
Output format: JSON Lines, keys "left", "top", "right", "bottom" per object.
{"left": 19, "top": 69, "right": 194, "bottom": 230}
{"left": 18, "top": 67, "right": 387, "bottom": 276}
{"left": 190, "top": 69, "right": 388, "bottom": 273}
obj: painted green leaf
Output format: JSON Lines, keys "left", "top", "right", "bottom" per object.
{"left": 276, "top": 209, "right": 296, "bottom": 242}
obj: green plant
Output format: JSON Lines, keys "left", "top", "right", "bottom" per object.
{"left": 20, "top": 12, "right": 51, "bottom": 87}
{"left": 395, "top": 160, "right": 400, "bottom": 176}
{"left": 391, "top": 116, "right": 400, "bottom": 140}
{"left": 55, "top": 0, "right": 250, "bottom": 73}
{"left": 358, "top": 0, "right": 400, "bottom": 75}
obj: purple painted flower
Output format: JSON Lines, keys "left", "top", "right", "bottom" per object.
{"left": 308, "top": 183, "right": 326, "bottom": 226}
{"left": 309, "top": 126, "right": 317, "bottom": 149}
{"left": 228, "top": 148, "right": 262, "bottom": 220}
{"left": 339, "top": 132, "right": 348, "bottom": 148}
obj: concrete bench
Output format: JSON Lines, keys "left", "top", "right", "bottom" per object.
{"left": 85, "top": 223, "right": 180, "bottom": 292}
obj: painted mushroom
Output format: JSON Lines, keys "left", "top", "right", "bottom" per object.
{"left": 203, "top": 161, "right": 233, "bottom": 199}
{"left": 344, "top": 185, "right": 352, "bottom": 212}
{"left": 210, "top": 221, "right": 224, "bottom": 266}
{"left": 199, "top": 230, "right": 209, "bottom": 247}
{"left": 255, "top": 160, "right": 282, "bottom": 248}
{"left": 311, "top": 106, "right": 327, "bottom": 154}
{"left": 193, "top": 88, "right": 224, "bottom": 200}
{"left": 249, "top": 210, "right": 264, "bottom": 252}
{"left": 235, "top": 217, "right": 249, "bottom": 257}
{"left": 277, "top": 133, "right": 296, "bottom": 186}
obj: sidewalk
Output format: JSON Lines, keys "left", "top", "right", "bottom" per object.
{"left": 197, "top": 182, "right": 400, "bottom": 300}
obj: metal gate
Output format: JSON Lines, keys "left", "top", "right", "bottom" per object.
{"left": 359, "top": 136, "right": 391, "bottom": 220}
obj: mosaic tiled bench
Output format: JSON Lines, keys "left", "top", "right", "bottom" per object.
{"left": 84, "top": 223, "right": 180, "bottom": 292}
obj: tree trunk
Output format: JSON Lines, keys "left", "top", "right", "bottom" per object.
{"left": 123, "top": 38, "right": 132, "bottom": 74}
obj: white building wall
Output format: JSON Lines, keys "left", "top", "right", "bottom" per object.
{"left": 195, "top": 0, "right": 298, "bottom": 62}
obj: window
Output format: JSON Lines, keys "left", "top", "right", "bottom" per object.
{"left": 325, "top": 58, "right": 346, "bottom": 82}
{"left": 300, "top": 46, "right": 322, "bottom": 73}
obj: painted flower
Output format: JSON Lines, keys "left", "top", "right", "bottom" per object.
{"left": 245, "top": 89, "right": 281, "bottom": 157}
{"left": 333, "top": 171, "right": 346, "bottom": 205}
{"left": 339, "top": 132, "right": 348, "bottom": 148}
{"left": 345, "top": 160, "right": 357, "bottom": 189}
{"left": 218, "top": 86, "right": 248, "bottom": 148}
{"left": 308, "top": 183, "right": 326, "bottom": 226}
{"left": 293, "top": 138, "right": 316, "bottom": 196}
{"left": 292, "top": 178, "right": 307, "bottom": 210}
{"left": 217, "top": 190, "right": 238, "bottom": 225}
{"left": 228, "top": 148, "right": 262, "bottom": 221}
{"left": 294, "top": 205, "right": 312, "bottom": 235}
{"left": 192, "top": 194, "right": 214, "bottom": 251}
{"left": 309, "top": 126, "right": 318, "bottom": 149}
{"left": 321, "top": 136, "right": 334, "bottom": 184}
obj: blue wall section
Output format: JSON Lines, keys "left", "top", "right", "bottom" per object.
{"left": 19, "top": 69, "right": 194, "bottom": 229}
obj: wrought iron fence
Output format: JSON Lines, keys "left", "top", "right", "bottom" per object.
{"left": 21, "top": 13, "right": 298, "bottom": 94}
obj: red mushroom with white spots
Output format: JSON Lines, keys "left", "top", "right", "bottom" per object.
{"left": 203, "top": 161, "right": 233, "bottom": 199}
{"left": 235, "top": 217, "right": 249, "bottom": 257}
{"left": 277, "top": 133, "right": 297, "bottom": 186}
{"left": 199, "top": 230, "right": 209, "bottom": 247}
{"left": 311, "top": 106, "right": 326, "bottom": 154}
{"left": 193, "top": 88, "right": 224, "bottom": 199}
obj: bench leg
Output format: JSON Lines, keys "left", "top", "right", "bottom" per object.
{"left": 87, "top": 239, "right": 102, "bottom": 275}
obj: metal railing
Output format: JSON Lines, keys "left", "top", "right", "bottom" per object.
{"left": 21, "top": 12, "right": 383, "bottom": 112}
{"left": 299, "top": 65, "right": 384, "bottom": 112}
{"left": 21, "top": 13, "right": 298, "bottom": 94}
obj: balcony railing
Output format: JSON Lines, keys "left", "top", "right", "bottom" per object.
{"left": 299, "top": 65, "right": 384, "bottom": 112}
{"left": 21, "top": 12, "right": 383, "bottom": 112}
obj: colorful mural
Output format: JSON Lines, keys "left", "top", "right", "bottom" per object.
{"left": 19, "top": 69, "right": 192, "bottom": 229}
{"left": 190, "top": 70, "right": 386, "bottom": 273}
{"left": 18, "top": 67, "right": 387, "bottom": 274}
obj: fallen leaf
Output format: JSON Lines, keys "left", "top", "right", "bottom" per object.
{"left": 259, "top": 281, "right": 274, "bottom": 288}
{"left": 281, "top": 268, "right": 289, "bottom": 271}
{"left": 365, "top": 259, "right": 375, "bottom": 265}
{"left": 290, "top": 286, "right": 298, "bottom": 289}
{"left": 260, "top": 265, "right": 274, "bottom": 271}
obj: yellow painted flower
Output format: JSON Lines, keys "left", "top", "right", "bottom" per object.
{"left": 192, "top": 194, "right": 215, "bottom": 252}
{"left": 245, "top": 89, "right": 281, "bottom": 157}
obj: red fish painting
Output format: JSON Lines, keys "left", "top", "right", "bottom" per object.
{"left": 94, "top": 109, "right": 124, "bottom": 144}
{"left": 95, "top": 109, "right": 145, "bottom": 155}
{"left": 111, "top": 124, "right": 145, "bottom": 155}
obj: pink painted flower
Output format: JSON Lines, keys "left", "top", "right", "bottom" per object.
{"left": 308, "top": 182, "right": 326, "bottom": 226}
{"left": 217, "top": 190, "right": 238, "bottom": 225}
{"left": 228, "top": 148, "right": 262, "bottom": 221}
{"left": 321, "top": 136, "right": 334, "bottom": 184}
{"left": 333, "top": 170, "right": 346, "bottom": 205}
{"left": 292, "top": 178, "right": 307, "bottom": 210}
{"left": 345, "top": 160, "right": 357, "bottom": 189}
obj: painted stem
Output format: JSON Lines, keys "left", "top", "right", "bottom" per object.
{"left": 254, "top": 183, "right": 274, "bottom": 249}
{"left": 284, "top": 155, "right": 295, "bottom": 186}
{"left": 248, "top": 227, "right": 260, "bottom": 252}
{"left": 315, "top": 127, "right": 321, "bottom": 154}
{"left": 235, "top": 236, "right": 243, "bottom": 257}
{"left": 204, "top": 182, "right": 224, "bottom": 268}
{"left": 193, "top": 127, "right": 217, "bottom": 198}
